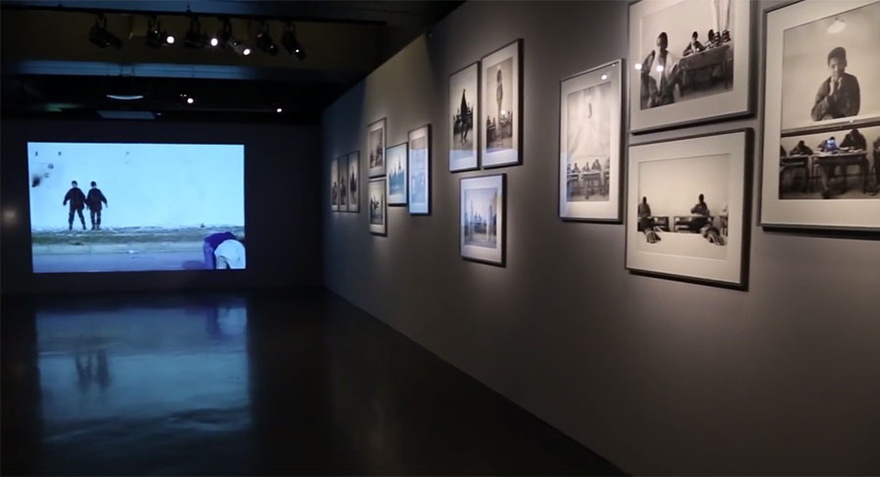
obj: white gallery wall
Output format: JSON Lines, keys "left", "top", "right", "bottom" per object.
{"left": 322, "top": 1, "right": 880, "bottom": 474}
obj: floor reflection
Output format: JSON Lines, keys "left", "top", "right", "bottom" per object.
{"left": 35, "top": 295, "right": 251, "bottom": 475}
{"left": 2, "top": 291, "right": 623, "bottom": 476}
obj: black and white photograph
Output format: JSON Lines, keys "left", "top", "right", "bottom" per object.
{"left": 481, "top": 40, "right": 521, "bottom": 168}
{"left": 449, "top": 63, "right": 479, "bottom": 172}
{"left": 408, "top": 125, "right": 431, "bottom": 215}
{"left": 347, "top": 151, "right": 360, "bottom": 213}
{"left": 330, "top": 157, "right": 339, "bottom": 212}
{"left": 386, "top": 143, "right": 407, "bottom": 206}
{"left": 367, "top": 118, "right": 386, "bottom": 177}
{"left": 627, "top": 130, "right": 750, "bottom": 287}
{"left": 460, "top": 174, "right": 505, "bottom": 266}
{"left": 338, "top": 154, "right": 348, "bottom": 210}
{"left": 368, "top": 178, "right": 386, "bottom": 236}
{"left": 629, "top": 0, "right": 751, "bottom": 132}
{"left": 761, "top": 0, "right": 880, "bottom": 230}
{"left": 777, "top": 125, "right": 880, "bottom": 201}
{"left": 559, "top": 60, "right": 623, "bottom": 222}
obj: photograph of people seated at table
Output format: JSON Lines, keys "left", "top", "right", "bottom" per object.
{"left": 635, "top": 153, "right": 730, "bottom": 261}
{"left": 636, "top": 0, "right": 735, "bottom": 110}
{"left": 565, "top": 158, "right": 610, "bottom": 202}
{"left": 778, "top": 125, "right": 880, "bottom": 200}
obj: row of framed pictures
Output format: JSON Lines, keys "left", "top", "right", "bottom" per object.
{"left": 331, "top": 124, "right": 432, "bottom": 219}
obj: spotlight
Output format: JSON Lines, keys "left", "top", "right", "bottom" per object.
{"left": 145, "top": 16, "right": 173, "bottom": 48}
{"left": 256, "top": 21, "right": 279, "bottom": 55}
{"left": 88, "top": 14, "right": 123, "bottom": 49}
{"left": 281, "top": 22, "right": 306, "bottom": 60}
{"left": 187, "top": 97, "right": 195, "bottom": 104}
{"left": 184, "top": 17, "right": 209, "bottom": 48}
{"left": 212, "top": 18, "right": 232, "bottom": 48}
{"left": 231, "top": 40, "right": 251, "bottom": 56}
{"left": 276, "top": 107, "right": 283, "bottom": 113}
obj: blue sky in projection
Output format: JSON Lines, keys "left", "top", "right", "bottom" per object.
{"left": 28, "top": 143, "right": 244, "bottom": 231}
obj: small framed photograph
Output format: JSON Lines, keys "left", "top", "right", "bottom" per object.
{"left": 626, "top": 129, "right": 752, "bottom": 288}
{"left": 460, "top": 174, "right": 506, "bottom": 266}
{"left": 449, "top": 62, "right": 480, "bottom": 172}
{"left": 628, "top": 0, "right": 752, "bottom": 133}
{"left": 347, "top": 150, "right": 360, "bottom": 213}
{"left": 368, "top": 178, "right": 387, "bottom": 236}
{"left": 337, "top": 154, "right": 349, "bottom": 211}
{"left": 481, "top": 40, "right": 522, "bottom": 168}
{"left": 367, "top": 118, "right": 386, "bottom": 177}
{"left": 559, "top": 59, "right": 624, "bottom": 222}
{"left": 386, "top": 143, "right": 408, "bottom": 206}
{"left": 761, "top": 0, "right": 880, "bottom": 231}
{"left": 408, "top": 125, "right": 431, "bottom": 215}
{"left": 330, "top": 157, "right": 339, "bottom": 212}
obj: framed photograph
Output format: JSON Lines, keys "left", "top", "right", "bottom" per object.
{"left": 761, "top": 0, "right": 880, "bottom": 231}
{"left": 628, "top": 0, "right": 752, "bottom": 132}
{"left": 559, "top": 59, "right": 625, "bottom": 222}
{"left": 330, "top": 157, "right": 339, "bottom": 212}
{"left": 449, "top": 62, "right": 480, "bottom": 172}
{"left": 338, "top": 154, "right": 349, "bottom": 211}
{"left": 480, "top": 40, "right": 522, "bottom": 168}
{"left": 347, "top": 150, "right": 360, "bottom": 213}
{"left": 460, "top": 174, "right": 506, "bottom": 266}
{"left": 386, "top": 143, "right": 408, "bottom": 206}
{"left": 408, "top": 125, "right": 431, "bottom": 215}
{"left": 367, "top": 118, "right": 386, "bottom": 177}
{"left": 626, "top": 129, "right": 752, "bottom": 288}
{"left": 368, "top": 178, "right": 387, "bottom": 236}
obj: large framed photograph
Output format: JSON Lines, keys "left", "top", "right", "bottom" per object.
{"left": 481, "top": 40, "right": 522, "bottom": 168}
{"left": 460, "top": 174, "right": 506, "bottom": 266}
{"left": 386, "top": 143, "right": 407, "bottom": 206}
{"left": 337, "top": 154, "right": 349, "bottom": 211}
{"left": 449, "top": 63, "right": 479, "bottom": 172}
{"left": 761, "top": 0, "right": 880, "bottom": 231}
{"left": 408, "top": 125, "right": 431, "bottom": 215}
{"left": 330, "top": 157, "right": 339, "bottom": 212}
{"left": 368, "top": 178, "right": 387, "bottom": 236}
{"left": 626, "top": 129, "right": 752, "bottom": 288}
{"left": 367, "top": 118, "right": 386, "bottom": 177}
{"left": 628, "top": 0, "right": 752, "bottom": 132}
{"left": 559, "top": 59, "right": 624, "bottom": 222}
{"left": 347, "top": 150, "right": 360, "bottom": 213}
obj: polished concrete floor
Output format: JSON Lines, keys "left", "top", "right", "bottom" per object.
{"left": 1, "top": 289, "right": 623, "bottom": 476}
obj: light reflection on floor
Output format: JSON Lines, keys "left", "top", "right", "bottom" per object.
{"left": 35, "top": 297, "right": 251, "bottom": 475}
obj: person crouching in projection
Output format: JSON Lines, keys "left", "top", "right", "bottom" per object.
{"left": 214, "top": 237, "right": 246, "bottom": 270}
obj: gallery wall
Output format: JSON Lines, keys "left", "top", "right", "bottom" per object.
{"left": 322, "top": 1, "right": 880, "bottom": 475}
{"left": 1, "top": 119, "right": 322, "bottom": 293}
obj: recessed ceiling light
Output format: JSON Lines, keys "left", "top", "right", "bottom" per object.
{"left": 187, "top": 97, "right": 194, "bottom": 104}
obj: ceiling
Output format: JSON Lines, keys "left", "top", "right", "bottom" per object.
{"left": 0, "top": 0, "right": 463, "bottom": 124}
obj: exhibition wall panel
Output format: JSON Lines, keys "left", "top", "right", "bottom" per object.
{"left": 322, "top": 1, "right": 880, "bottom": 474}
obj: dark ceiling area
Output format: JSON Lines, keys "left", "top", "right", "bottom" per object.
{"left": 0, "top": 0, "right": 463, "bottom": 123}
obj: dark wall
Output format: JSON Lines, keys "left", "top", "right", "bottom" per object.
{"left": 322, "top": 1, "right": 880, "bottom": 475}
{"left": 1, "top": 119, "right": 322, "bottom": 293}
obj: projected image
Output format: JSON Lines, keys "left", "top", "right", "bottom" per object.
{"left": 28, "top": 142, "right": 245, "bottom": 273}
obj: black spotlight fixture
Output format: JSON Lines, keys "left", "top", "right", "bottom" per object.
{"left": 281, "top": 22, "right": 306, "bottom": 60}
{"left": 145, "top": 16, "right": 174, "bottom": 48}
{"left": 255, "top": 21, "right": 278, "bottom": 55}
{"left": 211, "top": 17, "right": 232, "bottom": 47}
{"left": 184, "top": 16, "right": 209, "bottom": 48}
{"left": 88, "top": 14, "right": 123, "bottom": 49}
